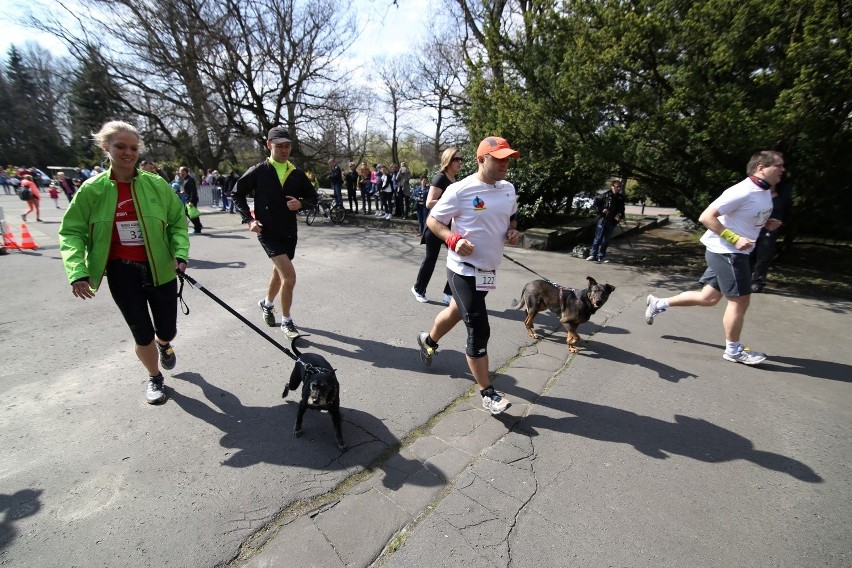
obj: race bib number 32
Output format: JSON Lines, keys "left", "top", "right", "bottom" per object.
{"left": 116, "top": 221, "right": 144, "bottom": 246}
{"left": 475, "top": 268, "right": 496, "bottom": 291}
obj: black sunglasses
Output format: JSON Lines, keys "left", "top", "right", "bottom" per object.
{"left": 451, "top": 157, "right": 463, "bottom": 162}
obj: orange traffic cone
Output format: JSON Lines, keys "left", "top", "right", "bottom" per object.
{"left": 19, "top": 223, "right": 38, "bottom": 250}
{"left": 3, "top": 224, "right": 21, "bottom": 250}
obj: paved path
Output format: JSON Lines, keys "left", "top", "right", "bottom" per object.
{"left": 1, "top": 196, "right": 849, "bottom": 568}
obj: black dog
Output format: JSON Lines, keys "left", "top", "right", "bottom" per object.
{"left": 511, "top": 276, "right": 615, "bottom": 352}
{"left": 282, "top": 340, "right": 346, "bottom": 451}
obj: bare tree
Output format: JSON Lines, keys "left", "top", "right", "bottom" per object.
{"left": 408, "top": 26, "right": 468, "bottom": 164}
{"left": 375, "top": 56, "right": 417, "bottom": 165}
{"left": 35, "top": 0, "right": 357, "bottom": 169}
{"left": 210, "top": 0, "right": 357, "bottom": 161}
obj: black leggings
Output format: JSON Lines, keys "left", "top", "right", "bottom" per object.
{"left": 107, "top": 259, "right": 178, "bottom": 345}
{"left": 413, "top": 228, "right": 451, "bottom": 296}
{"left": 346, "top": 186, "right": 358, "bottom": 211}
{"left": 446, "top": 269, "right": 490, "bottom": 358}
{"left": 380, "top": 191, "right": 393, "bottom": 214}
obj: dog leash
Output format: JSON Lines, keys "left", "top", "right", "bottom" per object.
{"left": 177, "top": 271, "right": 319, "bottom": 371}
{"left": 502, "top": 253, "right": 560, "bottom": 287}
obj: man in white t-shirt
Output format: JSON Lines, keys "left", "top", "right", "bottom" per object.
{"left": 644, "top": 150, "right": 785, "bottom": 365}
{"left": 417, "top": 136, "right": 522, "bottom": 415}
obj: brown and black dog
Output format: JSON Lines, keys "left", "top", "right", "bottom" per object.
{"left": 511, "top": 277, "right": 615, "bottom": 352}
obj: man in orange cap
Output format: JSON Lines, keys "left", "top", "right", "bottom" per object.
{"left": 417, "top": 136, "right": 522, "bottom": 415}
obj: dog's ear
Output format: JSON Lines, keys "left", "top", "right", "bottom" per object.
{"left": 606, "top": 284, "right": 615, "bottom": 293}
{"left": 586, "top": 276, "right": 597, "bottom": 287}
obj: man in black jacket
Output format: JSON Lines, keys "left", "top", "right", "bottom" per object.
{"left": 233, "top": 127, "right": 317, "bottom": 340}
{"left": 586, "top": 180, "right": 626, "bottom": 263}
{"left": 179, "top": 166, "right": 203, "bottom": 234}
{"left": 327, "top": 159, "right": 344, "bottom": 208}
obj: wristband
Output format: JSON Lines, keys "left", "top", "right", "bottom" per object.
{"left": 445, "top": 233, "right": 463, "bottom": 252}
{"left": 720, "top": 229, "right": 740, "bottom": 245}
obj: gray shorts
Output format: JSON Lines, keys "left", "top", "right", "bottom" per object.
{"left": 699, "top": 250, "right": 751, "bottom": 297}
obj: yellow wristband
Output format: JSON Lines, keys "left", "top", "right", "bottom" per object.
{"left": 720, "top": 229, "right": 740, "bottom": 245}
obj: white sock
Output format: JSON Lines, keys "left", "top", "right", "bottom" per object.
{"left": 263, "top": 299, "right": 274, "bottom": 307}
{"left": 282, "top": 316, "right": 292, "bottom": 324}
{"left": 725, "top": 341, "right": 742, "bottom": 354}
{"left": 656, "top": 298, "right": 670, "bottom": 310}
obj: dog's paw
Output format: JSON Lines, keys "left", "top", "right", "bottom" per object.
{"left": 568, "top": 346, "right": 579, "bottom": 353}
{"left": 294, "top": 428, "right": 303, "bottom": 438}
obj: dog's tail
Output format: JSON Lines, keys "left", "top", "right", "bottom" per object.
{"left": 510, "top": 298, "right": 524, "bottom": 310}
{"left": 290, "top": 338, "right": 303, "bottom": 359}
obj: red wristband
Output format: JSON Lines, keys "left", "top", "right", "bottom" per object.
{"left": 445, "top": 233, "right": 463, "bottom": 252}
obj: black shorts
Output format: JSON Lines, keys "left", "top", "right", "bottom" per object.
{"left": 257, "top": 233, "right": 297, "bottom": 259}
{"left": 106, "top": 259, "right": 178, "bottom": 345}
{"left": 699, "top": 250, "right": 751, "bottom": 297}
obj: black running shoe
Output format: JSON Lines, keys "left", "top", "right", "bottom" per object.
{"left": 258, "top": 299, "right": 276, "bottom": 327}
{"left": 157, "top": 342, "right": 176, "bottom": 370}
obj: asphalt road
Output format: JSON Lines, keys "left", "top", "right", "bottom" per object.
{"left": 1, "top": 194, "right": 849, "bottom": 567}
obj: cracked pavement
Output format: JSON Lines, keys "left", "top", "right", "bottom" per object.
{"left": 2, "top": 200, "right": 849, "bottom": 568}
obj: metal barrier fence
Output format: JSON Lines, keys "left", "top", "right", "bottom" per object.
{"left": 197, "top": 185, "right": 222, "bottom": 207}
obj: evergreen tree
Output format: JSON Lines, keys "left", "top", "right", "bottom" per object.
{"left": 68, "top": 48, "right": 123, "bottom": 164}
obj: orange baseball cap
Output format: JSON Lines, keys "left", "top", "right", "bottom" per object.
{"left": 476, "top": 136, "right": 520, "bottom": 159}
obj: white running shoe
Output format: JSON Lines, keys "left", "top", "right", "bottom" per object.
{"left": 281, "top": 320, "right": 301, "bottom": 341}
{"left": 482, "top": 388, "right": 511, "bottom": 415}
{"left": 442, "top": 293, "right": 452, "bottom": 305}
{"left": 644, "top": 294, "right": 665, "bottom": 325}
{"left": 411, "top": 286, "right": 428, "bottom": 303}
{"left": 723, "top": 347, "right": 766, "bottom": 365}
{"left": 146, "top": 374, "right": 166, "bottom": 404}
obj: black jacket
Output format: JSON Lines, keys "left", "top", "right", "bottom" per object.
{"left": 593, "top": 190, "right": 626, "bottom": 223}
{"left": 233, "top": 161, "right": 317, "bottom": 236}
{"left": 183, "top": 175, "right": 199, "bottom": 206}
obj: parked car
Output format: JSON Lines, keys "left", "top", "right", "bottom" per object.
{"left": 572, "top": 194, "right": 595, "bottom": 210}
{"left": 32, "top": 168, "right": 52, "bottom": 187}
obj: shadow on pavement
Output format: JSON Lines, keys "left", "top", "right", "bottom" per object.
{"left": 520, "top": 397, "right": 823, "bottom": 483}
{"left": 184, "top": 259, "right": 247, "bottom": 270}
{"left": 169, "top": 372, "right": 446, "bottom": 488}
{"left": 581, "top": 339, "right": 699, "bottom": 383}
{"left": 0, "top": 488, "right": 43, "bottom": 551}
{"left": 662, "top": 334, "right": 852, "bottom": 383}
{"left": 296, "top": 327, "right": 472, "bottom": 381}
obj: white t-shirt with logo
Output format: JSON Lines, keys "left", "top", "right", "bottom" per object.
{"left": 430, "top": 173, "right": 518, "bottom": 275}
{"left": 700, "top": 177, "right": 773, "bottom": 254}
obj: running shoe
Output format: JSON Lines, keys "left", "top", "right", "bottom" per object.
{"left": 146, "top": 374, "right": 166, "bottom": 404}
{"left": 157, "top": 342, "right": 176, "bottom": 370}
{"left": 411, "top": 286, "right": 428, "bottom": 303}
{"left": 481, "top": 387, "right": 511, "bottom": 415}
{"left": 259, "top": 299, "right": 276, "bottom": 327}
{"left": 644, "top": 294, "right": 665, "bottom": 325}
{"left": 442, "top": 293, "right": 452, "bottom": 305}
{"left": 417, "top": 332, "right": 436, "bottom": 366}
{"left": 281, "top": 320, "right": 301, "bottom": 341}
{"left": 723, "top": 347, "right": 766, "bottom": 366}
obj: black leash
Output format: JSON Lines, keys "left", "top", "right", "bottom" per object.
{"left": 616, "top": 219, "right": 634, "bottom": 248}
{"left": 177, "top": 272, "right": 316, "bottom": 370}
{"left": 502, "top": 253, "right": 559, "bottom": 286}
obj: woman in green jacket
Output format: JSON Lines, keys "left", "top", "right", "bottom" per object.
{"left": 59, "top": 121, "right": 190, "bottom": 404}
